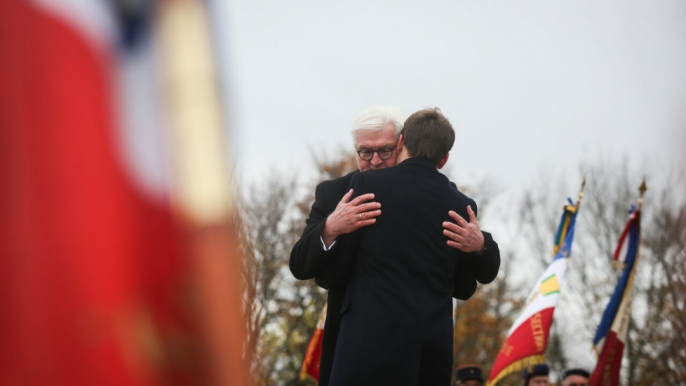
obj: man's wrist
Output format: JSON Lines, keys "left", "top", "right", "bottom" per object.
{"left": 321, "top": 218, "right": 339, "bottom": 248}
{"left": 320, "top": 235, "right": 337, "bottom": 251}
{"left": 473, "top": 242, "right": 486, "bottom": 256}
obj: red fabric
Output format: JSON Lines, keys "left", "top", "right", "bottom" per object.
{"left": 612, "top": 215, "right": 633, "bottom": 262}
{"left": 488, "top": 307, "right": 555, "bottom": 384}
{"left": 588, "top": 331, "right": 624, "bottom": 386}
{"left": 0, "top": 1, "right": 190, "bottom": 385}
{"left": 301, "top": 327, "right": 324, "bottom": 381}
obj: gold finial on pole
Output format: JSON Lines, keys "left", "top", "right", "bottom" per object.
{"left": 637, "top": 179, "right": 647, "bottom": 210}
{"left": 575, "top": 175, "right": 587, "bottom": 210}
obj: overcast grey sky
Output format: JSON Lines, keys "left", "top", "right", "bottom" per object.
{"left": 214, "top": 0, "right": 685, "bottom": 193}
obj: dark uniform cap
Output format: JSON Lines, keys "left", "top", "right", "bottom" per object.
{"left": 521, "top": 363, "right": 549, "bottom": 382}
{"left": 456, "top": 364, "right": 484, "bottom": 383}
{"left": 563, "top": 368, "right": 590, "bottom": 379}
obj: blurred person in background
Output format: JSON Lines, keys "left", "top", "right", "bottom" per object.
{"left": 522, "top": 364, "right": 550, "bottom": 386}
{"left": 456, "top": 364, "right": 485, "bottom": 386}
{"left": 561, "top": 368, "right": 589, "bottom": 386}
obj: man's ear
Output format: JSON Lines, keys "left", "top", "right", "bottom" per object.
{"left": 437, "top": 152, "right": 449, "bottom": 169}
{"left": 397, "top": 134, "right": 404, "bottom": 152}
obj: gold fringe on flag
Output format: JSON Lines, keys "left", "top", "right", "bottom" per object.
{"left": 487, "top": 354, "right": 547, "bottom": 386}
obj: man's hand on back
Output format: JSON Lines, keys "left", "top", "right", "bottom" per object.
{"left": 442, "top": 206, "right": 485, "bottom": 254}
{"left": 321, "top": 189, "right": 381, "bottom": 247}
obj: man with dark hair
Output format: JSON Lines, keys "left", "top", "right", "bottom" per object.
{"left": 327, "top": 108, "right": 500, "bottom": 386}
{"left": 456, "top": 364, "right": 485, "bottom": 386}
{"left": 561, "top": 368, "right": 589, "bottom": 386}
{"left": 400, "top": 108, "right": 455, "bottom": 164}
{"left": 290, "top": 106, "right": 500, "bottom": 386}
{"left": 522, "top": 364, "right": 550, "bottom": 386}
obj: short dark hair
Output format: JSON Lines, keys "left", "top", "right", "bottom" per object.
{"left": 522, "top": 364, "right": 549, "bottom": 383}
{"left": 400, "top": 108, "right": 455, "bottom": 165}
{"left": 456, "top": 364, "right": 484, "bottom": 384}
{"left": 563, "top": 368, "right": 590, "bottom": 379}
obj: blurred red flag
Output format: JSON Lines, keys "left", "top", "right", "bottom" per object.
{"left": 300, "top": 304, "right": 327, "bottom": 381}
{"left": 0, "top": 0, "right": 249, "bottom": 385}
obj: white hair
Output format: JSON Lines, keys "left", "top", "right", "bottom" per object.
{"left": 351, "top": 106, "right": 405, "bottom": 147}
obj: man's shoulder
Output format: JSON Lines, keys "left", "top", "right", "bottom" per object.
{"left": 317, "top": 171, "right": 358, "bottom": 193}
{"left": 356, "top": 165, "right": 400, "bottom": 182}
{"left": 447, "top": 181, "right": 478, "bottom": 215}
{"left": 448, "top": 182, "right": 473, "bottom": 201}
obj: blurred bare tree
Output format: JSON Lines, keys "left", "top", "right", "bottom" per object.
{"left": 511, "top": 161, "right": 686, "bottom": 385}
{"left": 623, "top": 169, "right": 686, "bottom": 386}
{"left": 239, "top": 152, "right": 356, "bottom": 386}
{"left": 239, "top": 174, "right": 305, "bottom": 386}
{"left": 564, "top": 162, "right": 686, "bottom": 386}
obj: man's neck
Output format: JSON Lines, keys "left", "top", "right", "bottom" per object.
{"left": 397, "top": 151, "right": 411, "bottom": 164}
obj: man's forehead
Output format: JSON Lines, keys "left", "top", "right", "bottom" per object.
{"left": 355, "top": 126, "right": 397, "bottom": 147}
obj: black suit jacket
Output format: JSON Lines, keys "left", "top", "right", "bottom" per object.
{"left": 290, "top": 172, "right": 356, "bottom": 386}
{"left": 328, "top": 158, "right": 500, "bottom": 386}
{"left": 289, "top": 165, "right": 499, "bottom": 386}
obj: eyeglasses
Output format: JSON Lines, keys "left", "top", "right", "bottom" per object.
{"left": 356, "top": 147, "right": 395, "bottom": 161}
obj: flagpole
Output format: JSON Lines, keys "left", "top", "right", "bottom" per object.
{"left": 622, "top": 179, "right": 647, "bottom": 293}
{"left": 612, "top": 179, "right": 648, "bottom": 379}
{"left": 553, "top": 177, "right": 586, "bottom": 257}
{"left": 590, "top": 180, "right": 647, "bottom": 368}
{"left": 636, "top": 180, "right": 647, "bottom": 210}
{"left": 488, "top": 181, "right": 586, "bottom": 386}
{"left": 575, "top": 176, "right": 587, "bottom": 210}
{"left": 633, "top": 179, "right": 647, "bottom": 264}
{"left": 159, "top": 1, "right": 250, "bottom": 385}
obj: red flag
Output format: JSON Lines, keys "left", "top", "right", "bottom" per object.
{"left": 300, "top": 304, "right": 327, "bottom": 381}
{"left": 488, "top": 201, "right": 580, "bottom": 386}
{"left": 0, "top": 0, "right": 249, "bottom": 385}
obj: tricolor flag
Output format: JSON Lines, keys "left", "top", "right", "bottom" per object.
{"left": 589, "top": 198, "right": 644, "bottom": 386}
{"left": 0, "top": 0, "right": 249, "bottom": 385}
{"left": 300, "top": 304, "right": 327, "bottom": 381}
{"left": 488, "top": 194, "right": 582, "bottom": 386}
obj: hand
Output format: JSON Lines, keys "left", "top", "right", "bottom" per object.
{"left": 322, "top": 189, "right": 381, "bottom": 246}
{"left": 442, "top": 205, "right": 485, "bottom": 253}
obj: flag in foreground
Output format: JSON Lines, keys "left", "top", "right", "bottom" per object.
{"left": 589, "top": 185, "right": 645, "bottom": 386}
{"left": 0, "top": 0, "right": 248, "bottom": 384}
{"left": 488, "top": 195, "right": 582, "bottom": 386}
